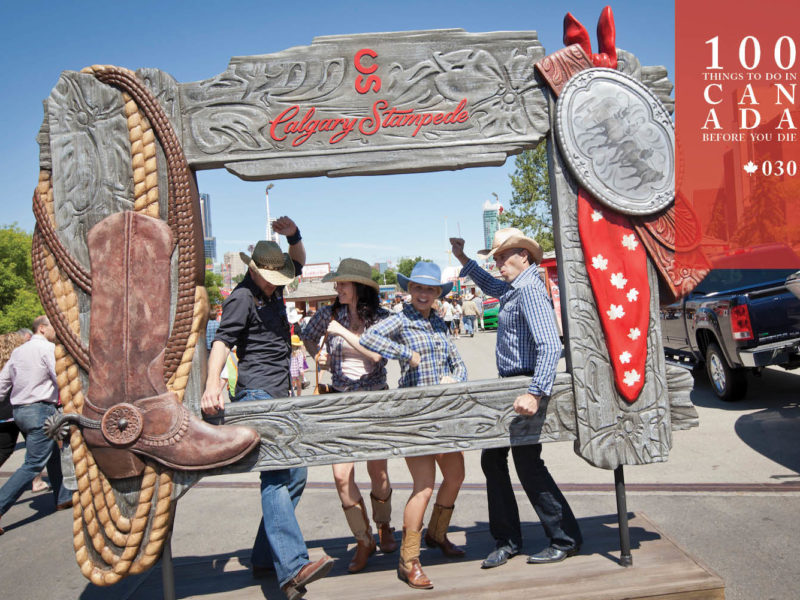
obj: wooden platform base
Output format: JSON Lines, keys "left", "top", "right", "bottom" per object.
{"left": 121, "top": 512, "right": 724, "bottom": 600}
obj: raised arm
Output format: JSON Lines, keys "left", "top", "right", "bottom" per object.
{"left": 450, "top": 237, "right": 509, "bottom": 298}
{"left": 273, "top": 216, "right": 306, "bottom": 267}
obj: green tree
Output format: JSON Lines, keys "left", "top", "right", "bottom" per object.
{"left": 372, "top": 267, "right": 397, "bottom": 285}
{"left": 396, "top": 256, "right": 431, "bottom": 277}
{"left": 0, "top": 225, "right": 44, "bottom": 333}
{"left": 499, "top": 144, "right": 554, "bottom": 252}
{"left": 204, "top": 271, "right": 224, "bottom": 308}
{"left": 232, "top": 273, "right": 245, "bottom": 285}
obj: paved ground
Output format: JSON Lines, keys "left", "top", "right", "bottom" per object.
{"left": 1, "top": 330, "right": 798, "bottom": 599}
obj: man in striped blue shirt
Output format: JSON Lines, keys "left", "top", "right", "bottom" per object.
{"left": 451, "top": 229, "right": 581, "bottom": 568}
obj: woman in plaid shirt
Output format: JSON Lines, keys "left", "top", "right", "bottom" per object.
{"left": 300, "top": 258, "right": 398, "bottom": 574}
{"left": 360, "top": 261, "right": 467, "bottom": 590}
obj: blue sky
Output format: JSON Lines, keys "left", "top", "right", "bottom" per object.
{"left": 0, "top": 1, "right": 673, "bottom": 269}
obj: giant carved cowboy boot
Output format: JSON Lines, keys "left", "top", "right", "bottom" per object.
{"left": 80, "top": 211, "right": 260, "bottom": 478}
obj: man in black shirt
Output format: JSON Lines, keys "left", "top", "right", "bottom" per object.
{"left": 202, "top": 217, "right": 332, "bottom": 600}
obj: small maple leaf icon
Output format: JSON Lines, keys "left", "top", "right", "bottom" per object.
{"left": 743, "top": 161, "right": 758, "bottom": 175}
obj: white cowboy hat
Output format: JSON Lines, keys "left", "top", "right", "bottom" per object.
{"left": 478, "top": 227, "right": 543, "bottom": 264}
{"left": 287, "top": 307, "right": 302, "bottom": 324}
{"left": 240, "top": 241, "right": 295, "bottom": 286}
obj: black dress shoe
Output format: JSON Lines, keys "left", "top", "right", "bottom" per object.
{"left": 481, "top": 544, "right": 519, "bottom": 569}
{"left": 526, "top": 546, "right": 579, "bottom": 564}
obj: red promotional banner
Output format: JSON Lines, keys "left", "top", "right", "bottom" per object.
{"left": 676, "top": 0, "right": 800, "bottom": 271}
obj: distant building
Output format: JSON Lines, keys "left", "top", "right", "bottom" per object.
{"left": 199, "top": 192, "right": 217, "bottom": 261}
{"left": 482, "top": 199, "right": 502, "bottom": 251}
{"left": 223, "top": 251, "right": 247, "bottom": 288}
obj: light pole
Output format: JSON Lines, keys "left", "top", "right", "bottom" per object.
{"left": 265, "top": 183, "right": 275, "bottom": 242}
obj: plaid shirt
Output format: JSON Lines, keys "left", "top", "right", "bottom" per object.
{"left": 360, "top": 303, "right": 467, "bottom": 388}
{"left": 300, "top": 304, "right": 390, "bottom": 391}
{"left": 461, "top": 259, "right": 561, "bottom": 396}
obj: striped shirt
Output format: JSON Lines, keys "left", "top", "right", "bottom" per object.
{"left": 360, "top": 303, "right": 467, "bottom": 388}
{"left": 300, "top": 304, "right": 389, "bottom": 392}
{"left": 460, "top": 259, "right": 561, "bottom": 396}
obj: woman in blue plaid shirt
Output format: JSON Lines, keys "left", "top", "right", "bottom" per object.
{"left": 300, "top": 258, "right": 398, "bottom": 574}
{"left": 360, "top": 261, "right": 467, "bottom": 590}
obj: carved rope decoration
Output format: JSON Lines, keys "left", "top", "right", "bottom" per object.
{"left": 31, "top": 63, "right": 207, "bottom": 584}
{"left": 82, "top": 64, "right": 201, "bottom": 381}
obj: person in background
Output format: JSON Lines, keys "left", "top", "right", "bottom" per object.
{"left": 0, "top": 316, "right": 74, "bottom": 535}
{"left": 461, "top": 294, "right": 479, "bottom": 337}
{"left": 289, "top": 335, "right": 307, "bottom": 397}
{"left": 0, "top": 332, "right": 26, "bottom": 469}
{"left": 206, "top": 307, "right": 220, "bottom": 351}
{"left": 361, "top": 261, "right": 468, "bottom": 590}
{"left": 301, "top": 258, "right": 398, "bottom": 574}
{"left": 451, "top": 230, "right": 581, "bottom": 569}
{"left": 453, "top": 299, "right": 462, "bottom": 336}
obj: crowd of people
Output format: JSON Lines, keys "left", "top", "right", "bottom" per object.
{"left": 199, "top": 219, "right": 577, "bottom": 598}
{"left": 0, "top": 219, "right": 575, "bottom": 599}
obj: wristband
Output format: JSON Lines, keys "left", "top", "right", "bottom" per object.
{"left": 287, "top": 229, "right": 302, "bottom": 245}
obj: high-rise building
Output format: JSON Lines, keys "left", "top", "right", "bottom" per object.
{"left": 482, "top": 199, "right": 502, "bottom": 250}
{"left": 223, "top": 251, "right": 248, "bottom": 288}
{"left": 199, "top": 192, "right": 217, "bottom": 261}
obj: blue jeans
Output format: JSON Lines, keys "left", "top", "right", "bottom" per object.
{"left": 463, "top": 315, "right": 476, "bottom": 335}
{"left": 0, "top": 402, "right": 72, "bottom": 515}
{"left": 234, "top": 389, "right": 309, "bottom": 587}
{"left": 481, "top": 444, "right": 581, "bottom": 552}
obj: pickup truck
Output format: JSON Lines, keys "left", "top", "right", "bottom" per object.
{"left": 661, "top": 249, "right": 800, "bottom": 401}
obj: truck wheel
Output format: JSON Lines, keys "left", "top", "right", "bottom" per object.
{"left": 705, "top": 342, "right": 747, "bottom": 401}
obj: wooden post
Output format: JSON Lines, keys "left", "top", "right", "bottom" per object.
{"left": 161, "top": 535, "right": 176, "bottom": 600}
{"left": 614, "top": 466, "right": 633, "bottom": 567}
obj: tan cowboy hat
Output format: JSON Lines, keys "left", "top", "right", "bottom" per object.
{"left": 240, "top": 241, "right": 295, "bottom": 286}
{"left": 478, "top": 227, "right": 543, "bottom": 264}
{"left": 322, "top": 258, "right": 379, "bottom": 291}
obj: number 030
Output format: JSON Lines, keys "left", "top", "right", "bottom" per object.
{"left": 761, "top": 160, "right": 797, "bottom": 176}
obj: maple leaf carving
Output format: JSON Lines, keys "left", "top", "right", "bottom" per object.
{"left": 592, "top": 254, "right": 609, "bottom": 271}
{"left": 621, "top": 234, "right": 639, "bottom": 251}
{"left": 610, "top": 272, "right": 628, "bottom": 290}
{"left": 607, "top": 304, "right": 625, "bottom": 320}
{"left": 623, "top": 369, "right": 641, "bottom": 387}
{"left": 743, "top": 160, "right": 758, "bottom": 175}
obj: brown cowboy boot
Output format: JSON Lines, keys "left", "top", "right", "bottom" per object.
{"left": 343, "top": 498, "right": 376, "bottom": 573}
{"left": 397, "top": 528, "right": 433, "bottom": 589}
{"left": 424, "top": 503, "right": 465, "bottom": 558}
{"left": 371, "top": 489, "right": 398, "bottom": 553}
{"left": 81, "top": 212, "right": 259, "bottom": 478}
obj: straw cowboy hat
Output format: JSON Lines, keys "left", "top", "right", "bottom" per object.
{"left": 478, "top": 227, "right": 543, "bottom": 264}
{"left": 397, "top": 262, "right": 453, "bottom": 298}
{"left": 322, "top": 258, "right": 379, "bottom": 291}
{"left": 291, "top": 334, "right": 303, "bottom": 346}
{"left": 240, "top": 241, "right": 295, "bottom": 286}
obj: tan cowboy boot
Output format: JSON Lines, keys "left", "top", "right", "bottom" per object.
{"left": 424, "top": 503, "right": 465, "bottom": 558}
{"left": 343, "top": 498, "right": 376, "bottom": 573}
{"left": 397, "top": 528, "right": 433, "bottom": 589}
{"left": 81, "top": 212, "right": 259, "bottom": 478}
{"left": 371, "top": 489, "right": 398, "bottom": 553}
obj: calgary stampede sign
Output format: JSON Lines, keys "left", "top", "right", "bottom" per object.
{"left": 33, "top": 8, "right": 700, "bottom": 588}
